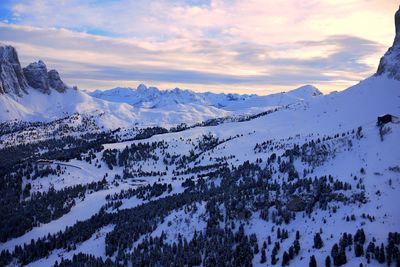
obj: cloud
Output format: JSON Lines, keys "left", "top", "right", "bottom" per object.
{"left": 0, "top": 0, "right": 397, "bottom": 93}
{"left": 3, "top": 0, "right": 397, "bottom": 43}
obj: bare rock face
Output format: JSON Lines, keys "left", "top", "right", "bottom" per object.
{"left": 0, "top": 45, "right": 73, "bottom": 96}
{"left": 376, "top": 6, "right": 400, "bottom": 80}
{"left": 0, "top": 45, "right": 28, "bottom": 96}
{"left": 23, "top": 61, "right": 70, "bottom": 94}
{"left": 23, "top": 60, "right": 51, "bottom": 94}
{"left": 48, "top": 69, "right": 68, "bottom": 93}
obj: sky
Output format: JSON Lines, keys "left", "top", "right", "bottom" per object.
{"left": 0, "top": 0, "right": 398, "bottom": 95}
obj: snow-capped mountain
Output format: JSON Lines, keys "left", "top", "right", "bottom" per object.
{"left": 89, "top": 84, "right": 322, "bottom": 111}
{"left": 90, "top": 84, "right": 214, "bottom": 108}
{"left": 0, "top": 47, "right": 230, "bottom": 127}
{"left": 0, "top": 45, "right": 322, "bottom": 129}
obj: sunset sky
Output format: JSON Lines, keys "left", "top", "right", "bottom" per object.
{"left": 0, "top": 0, "right": 398, "bottom": 94}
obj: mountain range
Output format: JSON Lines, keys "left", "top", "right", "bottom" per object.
{"left": 89, "top": 84, "right": 322, "bottom": 110}
{"left": 0, "top": 44, "right": 325, "bottom": 128}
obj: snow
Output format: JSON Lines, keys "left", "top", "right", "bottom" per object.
{"left": 0, "top": 72, "right": 325, "bottom": 131}
{"left": 26, "top": 225, "right": 114, "bottom": 267}
{"left": 89, "top": 83, "right": 323, "bottom": 115}
{"left": 0, "top": 186, "right": 122, "bottom": 252}
{"left": 150, "top": 201, "right": 208, "bottom": 244}
{"left": 0, "top": 87, "right": 232, "bottom": 128}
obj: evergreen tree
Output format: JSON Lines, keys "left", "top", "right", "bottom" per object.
{"left": 331, "top": 244, "right": 339, "bottom": 260}
{"left": 337, "top": 247, "right": 347, "bottom": 266}
{"left": 288, "top": 246, "right": 294, "bottom": 260}
{"left": 309, "top": 255, "right": 317, "bottom": 267}
{"left": 293, "top": 239, "right": 300, "bottom": 255}
{"left": 314, "top": 233, "right": 324, "bottom": 249}
{"left": 260, "top": 248, "right": 267, "bottom": 263}
{"left": 271, "top": 247, "right": 278, "bottom": 265}
{"left": 378, "top": 243, "right": 385, "bottom": 263}
{"left": 354, "top": 243, "right": 363, "bottom": 257}
{"left": 325, "top": 256, "right": 331, "bottom": 267}
{"left": 282, "top": 251, "right": 290, "bottom": 266}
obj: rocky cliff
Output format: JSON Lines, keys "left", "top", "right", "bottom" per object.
{"left": 0, "top": 45, "right": 29, "bottom": 96}
{"left": 376, "top": 6, "right": 400, "bottom": 80}
{"left": 0, "top": 45, "right": 70, "bottom": 96}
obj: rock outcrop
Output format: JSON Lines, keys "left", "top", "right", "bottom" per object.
{"left": 23, "top": 61, "right": 69, "bottom": 94}
{"left": 48, "top": 69, "right": 69, "bottom": 93}
{"left": 376, "top": 6, "right": 400, "bottom": 80}
{"left": 23, "top": 60, "right": 51, "bottom": 94}
{"left": 0, "top": 45, "right": 29, "bottom": 96}
{"left": 0, "top": 44, "right": 71, "bottom": 96}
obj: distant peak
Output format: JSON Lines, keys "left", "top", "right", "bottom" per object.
{"left": 137, "top": 84, "right": 148, "bottom": 90}
{"left": 287, "top": 85, "right": 323, "bottom": 98}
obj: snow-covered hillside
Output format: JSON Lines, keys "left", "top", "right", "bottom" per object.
{"left": 0, "top": 88, "right": 233, "bottom": 129}
{"left": 0, "top": 72, "right": 399, "bottom": 267}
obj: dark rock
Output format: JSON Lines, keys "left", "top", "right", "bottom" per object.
{"left": 0, "top": 45, "right": 28, "bottom": 96}
{"left": 1, "top": 45, "right": 72, "bottom": 96}
{"left": 23, "top": 60, "right": 50, "bottom": 94}
{"left": 48, "top": 69, "right": 68, "bottom": 93}
{"left": 376, "top": 6, "right": 400, "bottom": 80}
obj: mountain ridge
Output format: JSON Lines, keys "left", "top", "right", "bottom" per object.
{"left": 0, "top": 45, "right": 323, "bottom": 127}
{"left": 89, "top": 84, "right": 323, "bottom": 110}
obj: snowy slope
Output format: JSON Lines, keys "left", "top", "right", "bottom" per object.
{"left": 0, "top": 87, "right": 233, "bottom": 128}
{"left": 0, "top": 88, "right": 137, "bottom": 128}
{"left": 1, "top": 73, "right": 398, "bottom": 266}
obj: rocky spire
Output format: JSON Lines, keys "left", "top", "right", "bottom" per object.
{"left": 23, "top": 60, "right": 51, "bottom": 94}
{"left": 0, "top": 44, "right": 72, "bottom": 96}
{"left": 48, "top": 69, "right": 69, "bottom": 93}
{"left": 0, "top": 45, "right": 29, "bottom": 96}
{"left": 376, "top": 6, "right": 400, "bottom": 80}
{"left": 22, "top": 61, "right": 69, "bottom": 94}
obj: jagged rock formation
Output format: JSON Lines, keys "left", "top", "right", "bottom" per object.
{"left": 23, "top": 61, "right": 69, "bottom": 94}
{"left": 0, "top": 45, "right": 28, "bottom": 96}
{"left": 48, "top": 69, "right": 69, "bottom": 93}
{"left": 376, "top": 6, "right": 400, "bottom": 80}
{"left": 0, "top": 45, "right": 70, "bottom": 96}
{"left": 23, "top": 60, "right": 51, "bottom": 94}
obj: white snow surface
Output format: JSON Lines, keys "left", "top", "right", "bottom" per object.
{"left": 0, "top": 87, "right": 232, "bottom": 128}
